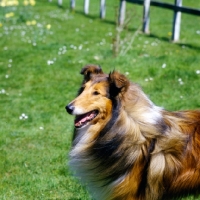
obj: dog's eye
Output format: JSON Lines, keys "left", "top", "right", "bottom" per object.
{"left": 93, "top": 91, "right": 100, "bottom": 95}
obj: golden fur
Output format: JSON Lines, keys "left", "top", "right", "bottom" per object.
{"left": 66, "top": 65, "right": 200, "bottom": 200}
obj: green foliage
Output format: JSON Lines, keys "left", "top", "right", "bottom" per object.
{"left": 0, "top": 0, "right": 200, "bottom": 199}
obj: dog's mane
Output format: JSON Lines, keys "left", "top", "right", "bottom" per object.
{"left": 69, "top": 69, "right": 200, "bottom": 200}
{"left": 95, "top": 83, "right": 189, "bottom": 199}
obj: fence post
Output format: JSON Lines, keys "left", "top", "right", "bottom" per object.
{"left": 143, "top": 0, "right": 150, "bottom": 33}
{"left": 70, "top": 0, "right": 75, "bottom": 11}
{"left": 58, "top": 0, "right": 62, "bottom": 6}
{"left": 84, "top": 0, "right": 90, "bottom": 14}
{"left": 172, "top": 0, "right": 182, "bottom": 42}
{"left": 118, "top": 0, "right": 126, "bottom": 25}
{"left": 100, "top": 0, "right": 106, "bottom": 19}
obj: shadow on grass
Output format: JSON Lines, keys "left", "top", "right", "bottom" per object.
{"left": 74, "top": 10, "right": 116, "bottom": 26}
{"left": 73, "top": 10, "right": 200, "bottom": 51}
{"left": 148, "top": 33, "right": 200, "bottom": 51}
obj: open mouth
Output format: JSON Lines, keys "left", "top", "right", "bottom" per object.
{"left": 74, "top": 110, "right": 99, "bottom": 128}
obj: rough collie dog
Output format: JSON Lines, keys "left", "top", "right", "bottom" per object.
{"left": 66, "top": 65, "right": 200, "bottom": 200}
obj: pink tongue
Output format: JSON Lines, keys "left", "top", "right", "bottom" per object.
{"left": 75, "top": 111, "right": 95, "bottom": 127}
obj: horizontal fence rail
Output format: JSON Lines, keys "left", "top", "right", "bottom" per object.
{"left": 51, "top": 0, "right": 200, "bottom": 42}
{"left": 125, "top": 0, "right": 200, "bottom": 16}
{"left": 119, "top": 0, "right": 200, "bottom": 42}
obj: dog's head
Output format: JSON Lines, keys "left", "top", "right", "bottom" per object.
{"left": 66, "top": 65, "right": 129, "bottom": 129}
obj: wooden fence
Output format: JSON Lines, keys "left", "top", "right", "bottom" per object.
{"left": 69, "top": 0, "right": 106, "bottom": 18}
{"left": 119, "top": 0, "right": 200, "bottom": 41}
{"left": 50, "top": 0, "right": 200, "bottom": 42}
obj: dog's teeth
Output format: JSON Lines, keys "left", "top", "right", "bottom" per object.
{"left": 87, "top": 116, "right": 91, "bottom": 120}
{"left": 74, "top": 110, "right": 98, "bottom": 128}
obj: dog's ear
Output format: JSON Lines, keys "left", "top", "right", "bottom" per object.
{"left": 108, "top": 71, "right": 129, "bottom": 97}
{"left": 80, "top": 64, "right": 103, "bottom": 83}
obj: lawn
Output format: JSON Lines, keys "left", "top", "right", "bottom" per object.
{"left": 0, "top": 0, "right": 200, "bottom": 199}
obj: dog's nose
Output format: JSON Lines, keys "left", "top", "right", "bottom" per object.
{"left": 66, "top": 103, "right": 75, "bottom": 114}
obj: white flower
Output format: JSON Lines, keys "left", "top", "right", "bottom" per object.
{"left": 151, "top": 42, "right": 158, "bottom": 46}
{"left": 178, "top": 78, "right": 184, "bottom": 85}
{"left": 78, "top": 45, "right": 83, "bottom": 50}
{"left": 99, "top": 42, "right": 104, "bottom": 45}
{"left": 94, "top": 55, "right": 100, "bottom": 60}
{"left": 145, "top": 77, "right": 153, "bottom": 82}
{"left": 196, "top": 30, "right": 200, "bottom": 35}
{"left": 125, "top": 72, "right": 129, "bottom": 75}
{"left": 196, "top": 70, "right": 200, "bottom": 74}
{"left": 19, "top": 113, "right": 28, "bottom": 120}
{"left": 162, "top": 63, "right": 166, "bottom": 68}
{"left": 47, "top": 60, "right": 54, "bottom": 65}
{"left": 0, "top": 89, "right": 6, "bottom": 94}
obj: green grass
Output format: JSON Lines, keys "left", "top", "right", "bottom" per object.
{"left": 0, "top": 0, "right": 200, "bottom": 199}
